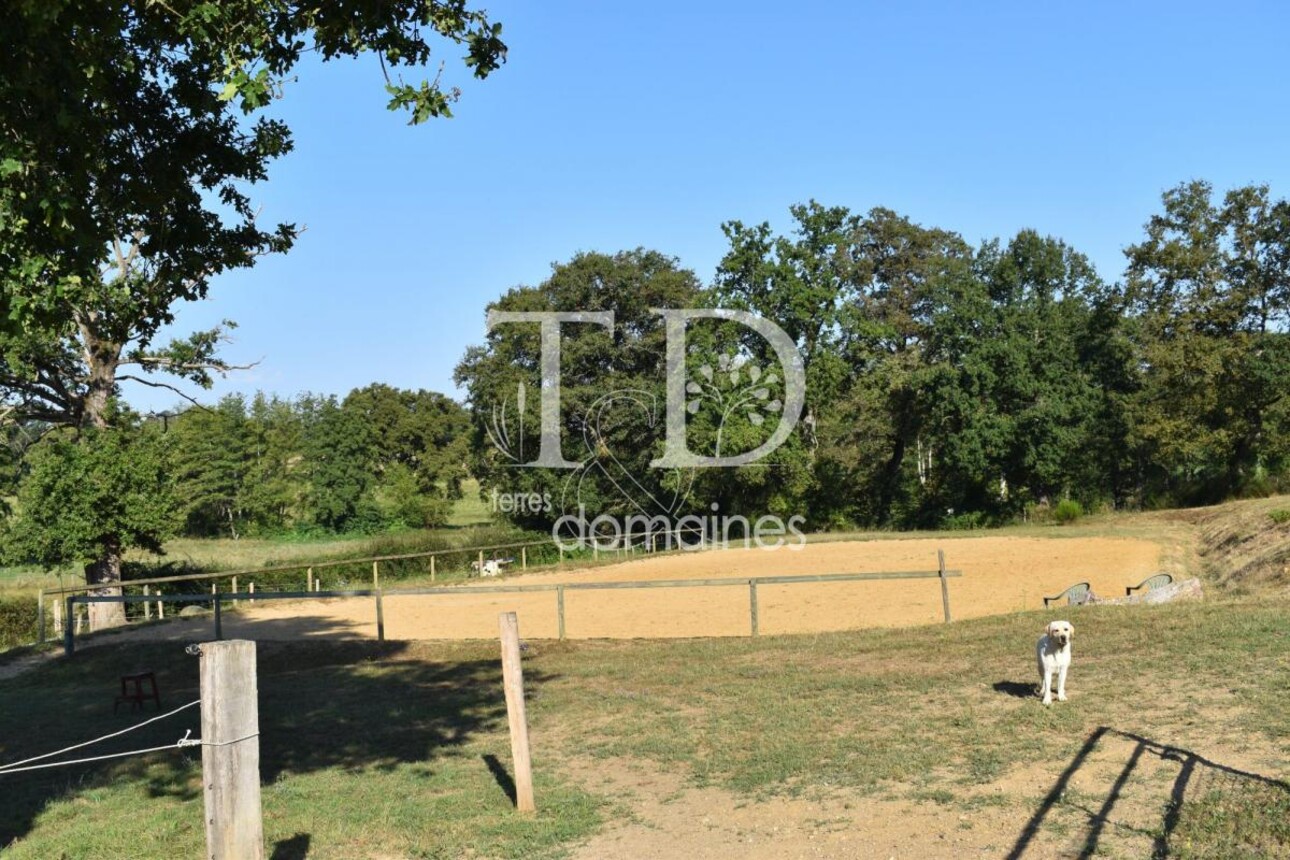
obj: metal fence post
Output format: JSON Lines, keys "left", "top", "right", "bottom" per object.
{"left": 938, "top": 549, "right": 952, "bottom": 623}
{"left": 557, "top": 585, "right": 566, "bottom": 640}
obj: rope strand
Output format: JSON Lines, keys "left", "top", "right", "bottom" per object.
{"left": 0, "top": 699, "right": 200, "bottom": 775}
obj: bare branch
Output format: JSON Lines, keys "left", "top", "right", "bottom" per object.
{"left": 115, "top": 375, "right": 213, "bottom": 411}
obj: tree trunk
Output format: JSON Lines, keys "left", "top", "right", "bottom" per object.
{"left": 85, "top": 537, "right": 127, "bottom": 630}
{"left": 79, "top": 313, "right": 128, "bottom": 630}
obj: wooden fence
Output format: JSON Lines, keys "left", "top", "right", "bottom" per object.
{"left": 61, "top": 553, "right": 962, "bottom": 655}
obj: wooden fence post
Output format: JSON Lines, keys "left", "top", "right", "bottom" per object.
{"left": 144, "top": 584, "right": 152, "bottom": 620}
{"left": 307, "top": 567, "right": 313, "bottom": 592}
{"left": 375, "top": 590, "right": 385, "bottom": 641}
{"left": 37, "top": 590, "right": 45, "bottom": 644}
{"left": 430, "top": 555, "right": 436, "bottom": 581}
{"left": 157, "top": 590, "right": 164, "bottom": 619}
{"left": 63, "top": 597, "right": 75, "bottom": 656}
{"left": 214, "top": 593, "right": 223, "bottom": 640}
{"left": 231, "top": 576, "right": 238, "bottom": 604}
{"left": 521, "top": 547, "right": 527, "bottom": 570}
{"left": 53, "top": 596, "right": 63, "bottom": 638}
{"left": 557, "top": 586, "right": 566, "bottom": 640}
{"left": 372, "top": 561, "right": 379, "bottom": 590}
{"left": 749, "top": 580, "right": 759, "bottom": 636}
{"left": 938, "top": 549, "right": 952, "bottom": 623}
{"left": 498, "top": 612, "right": 536, "bottom": 813}
{"left": 199, "top": 640, "right": 265, "bottom": 860}
{"left": 478, "top": 551, "right": 485, "bottom": 576}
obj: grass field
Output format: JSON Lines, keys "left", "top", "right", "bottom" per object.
{"left": 2, "top": 496, "right": 1288, "bottom": 857}
{"left": 1, "top": 599, "right": 1287, "bottom": 858}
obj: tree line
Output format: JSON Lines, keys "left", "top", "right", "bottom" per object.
{"left": 456, "top": 180, "right": 1290, "bottom": 532}
{"left": 1, "top": 385, "right": 471, "bottom": 566}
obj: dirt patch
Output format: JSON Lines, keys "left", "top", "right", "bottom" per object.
{"left": 224, "top": 535, "right": 1163, "bottom": 641}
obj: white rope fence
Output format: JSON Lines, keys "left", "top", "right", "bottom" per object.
{"left": 0, "top": 699, "right": 257, "bottom": 776}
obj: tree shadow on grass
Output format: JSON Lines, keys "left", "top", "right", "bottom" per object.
{"left": 0, "top": 619, "right": 553, "bottom": 849}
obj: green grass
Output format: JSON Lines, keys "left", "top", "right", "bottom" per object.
{"left": 0, "top": 641, "right": 600, "bottom": 859}
{"left": 2, "top": 597, "right": 1288, "bottom": 857}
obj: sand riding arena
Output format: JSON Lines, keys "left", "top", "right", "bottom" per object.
{"left": 191, "top": 535, "right": 1165, "bottom": 642}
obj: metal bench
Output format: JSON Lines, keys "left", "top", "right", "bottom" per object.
{"left": 1043, "top": 582, "right": 1092, "bottom": 608}
{"left": 1125, "top": 572, "right": 1173, "bottom": 597}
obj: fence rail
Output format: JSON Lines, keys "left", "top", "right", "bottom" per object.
{"left": 62, "top": 556, "right": 962, "bottom": 654}
{"left": 35, "top": 525, "right": 726, "bottom": 644}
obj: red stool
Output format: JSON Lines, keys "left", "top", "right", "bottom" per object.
{"left": 115, "top": 671, "right": 161, "bottom": 713}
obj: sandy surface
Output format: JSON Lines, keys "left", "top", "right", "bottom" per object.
{"left": 189, "top": 535, "right": 1164, "bottom": 642}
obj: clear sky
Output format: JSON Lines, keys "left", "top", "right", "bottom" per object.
{"left": 122, "top": 0, "right": 1290, "bottom": 413}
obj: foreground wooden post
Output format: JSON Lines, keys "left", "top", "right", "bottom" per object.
{"left": 157, "top": 590, "right": 164, "bottom": 619}
{"left": 372, "top": 561, "right": 379, "bottom": 589}
{"left": 375, "top": 590, "right": 385, "bottom": 641}
{"left": 144, "top": 584, "right": 152, "bottom": 620}
{"left": 938, "top": 550, "right": 952, "bottom": 623}
{"left": 749, "top": 580, "right": 759, "bottom": 636}
{"left": 498, "top": 612, "right": 536, "bottom": 812}
{"left": 200, "top": 640, "right": 265, "bottom": 860}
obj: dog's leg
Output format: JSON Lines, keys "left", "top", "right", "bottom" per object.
{"left": 1039, "top": 664, "right": 1053, "bottom": 705}
{"left": 1056, "top": 662, "right": 1068, "bottom": 702}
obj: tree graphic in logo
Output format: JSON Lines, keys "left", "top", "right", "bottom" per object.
{"left": 686, "top": 352, "right": 784, "bottom": 458}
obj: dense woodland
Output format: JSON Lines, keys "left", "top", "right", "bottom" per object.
{"left": 3, "top": 180, "right": 1288, "bottom": 570}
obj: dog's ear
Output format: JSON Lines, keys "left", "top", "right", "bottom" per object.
{"left": 1046, "top": 621, "right": 1056, "bottom": 636}
{"left": 1067, "top": 623, "right": 1074, "bottom": 639}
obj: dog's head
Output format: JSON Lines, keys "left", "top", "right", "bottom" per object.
{"left": 1046, "top": 620, "right": 1074, "bottom": 647}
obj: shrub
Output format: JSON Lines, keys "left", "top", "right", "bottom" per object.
{"left": 0, "top": 596, "right": 44, "bottom": 651}
{"left": 1269, "top": 509, "right": 1290, "bottom": 525}
{"left": 1053, "top": 499, "right": 1084, "bottom": 525}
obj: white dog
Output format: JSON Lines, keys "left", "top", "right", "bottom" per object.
{"left": 1036, "top": 620, "right": 1074, "bottom": 705}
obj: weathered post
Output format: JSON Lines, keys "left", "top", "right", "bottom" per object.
{"left": 375, "top": 590, "right": 385, "bottom": 641}
{"left": 214, "top": 593, "right": 223, "bottom": 640}
{"left": 498, "top": 612, "right": 536, "bottom": 812}
{"left": 53, "top": 596, "right": 63, "bottom": 638}
{"left": 430, "top": 555, "right": 436, "bottom": 581}
{"left": 144, "top": 584, "right": 152, "bottom": 620}
{"left": 938, "top": 549, "right": 952, "bottom": 623}
{"left": 63, "top": 596, "right": 75, "bottom": 656}
{"left": 557, "top": 586, "right": 566, "bottom": 640}
{"left": 199, "top": 640, "right": 265, "bottom": 860}
{"left": 307, "top": 567, "right": 313, "bottom": 592}
{"left": 37, "top": 590, "right": 45, "bottom": 644}
{"left": 749, "top": 580, "right": 759, "bottom": 636}
{"left": 521, "top": 547, "right": 527, "bottom": 570}
{"left": 478, "top": 551, "right": 485, "bottom": 576}
{"left": 372, "top": 561, "right": 379, "bottom": 590}
{"left": 157, "top": 589, "right": 165, "bottom": 619}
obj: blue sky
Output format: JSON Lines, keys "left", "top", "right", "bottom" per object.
{"left": 123, "top": 0, "right": 1290, "bottom": 412}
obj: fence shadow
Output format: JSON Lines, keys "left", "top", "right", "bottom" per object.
{"left": 0, "top": 630, "right": 552, "bottom": 849}
{"left": 1006, "top": 726, "right": 1290, "bottom": 859}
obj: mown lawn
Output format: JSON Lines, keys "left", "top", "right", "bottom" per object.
{"left": 1, "top": 598, "right": 1287, "bottom": 858}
